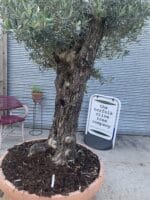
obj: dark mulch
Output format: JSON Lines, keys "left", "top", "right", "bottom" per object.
{"left": 1, "top": 140, "right": 100, "bottom": 197}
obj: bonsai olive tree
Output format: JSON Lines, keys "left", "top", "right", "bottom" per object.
{"left": 0, "top": 0, "right": 149, "bottom": 165}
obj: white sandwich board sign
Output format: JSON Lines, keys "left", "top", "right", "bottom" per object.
{"left": 85, "top": 94, "right": 121, "bottom": 150}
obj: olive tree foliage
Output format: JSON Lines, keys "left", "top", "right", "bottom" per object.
{"left": 0, "top": 0, "right": 149, "bottom": 72}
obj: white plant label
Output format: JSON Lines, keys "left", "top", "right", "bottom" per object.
{"left": 51, "top": 174, "right": 55, "bottom": 188}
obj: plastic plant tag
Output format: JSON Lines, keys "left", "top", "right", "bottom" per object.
{"left": 51, "top": 174, "right": 55, "bottom": 188}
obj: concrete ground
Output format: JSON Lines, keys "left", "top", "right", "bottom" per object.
{"left": 0, "top": 128, "right": 150, "bottom": 200}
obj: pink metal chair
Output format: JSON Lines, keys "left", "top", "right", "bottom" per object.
{"left": 0, "top": 96, "right": 28, "bottom": 149}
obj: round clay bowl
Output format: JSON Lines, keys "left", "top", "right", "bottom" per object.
{"left": 0, "top": 141, "right": 103, "bottom": 200}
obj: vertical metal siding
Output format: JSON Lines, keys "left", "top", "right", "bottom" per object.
{"left": 7, "top": 35, "right": 56, "bottom": 129}
{"left": 8, "top": 21, "right": 150, "bottom": 135}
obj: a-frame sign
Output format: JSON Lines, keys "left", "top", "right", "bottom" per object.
{"left": 85, "top": 94, "right": 121, "bottom": 150}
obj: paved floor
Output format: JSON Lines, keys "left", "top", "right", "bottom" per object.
{"left": 0, "top": 128, "right": 150, "bottom": 200}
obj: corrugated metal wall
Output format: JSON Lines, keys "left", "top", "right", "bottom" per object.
{"left": 7, "top": 36, "right": 56, "bottom": 129}
{"left": 8, "top": 21, "right": 150, "bottom": 135}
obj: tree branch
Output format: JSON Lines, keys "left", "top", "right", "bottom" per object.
{"left": 78, "top": 17, "right": 105, "bottom": 68}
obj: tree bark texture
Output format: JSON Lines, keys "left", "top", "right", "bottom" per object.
{"left": 47, "top": 18, "right": 105, "bottom": 165}
{"left": 48, "top": 63, "right": 91, "bottom": 165}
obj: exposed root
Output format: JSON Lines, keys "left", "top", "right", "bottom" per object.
{"left": 48, "top": 137, "right": 57, "bottom": 149}
{"left": 28, "top": 136, "right": 76, "bottom": 166}
{"left": 28, "top": 136, "right": 58, "bottom": 157}
{"left": 28, "top": 141, "right": 49, "bottom": 157}
{"left": 64, "top": 136, "right": 75, "bottom": 144}
{"left": 52, "top": 149, "right": 75, "bottom": 166}
{"left": 52, "top": 152, "right": 66, "bottom": 166}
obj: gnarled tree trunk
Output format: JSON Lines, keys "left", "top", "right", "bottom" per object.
{"left": 48, "top": 61, "right": 91, "bottom": 165}
{"left": 28, "top": 18, "right": 105, "bottom": 165}
{"left": 47, "top": 18, "right": 105, "bottom": 165}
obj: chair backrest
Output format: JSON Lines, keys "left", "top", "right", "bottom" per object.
{"left": 0, "top": 96, "right": 23, "bottom": 111}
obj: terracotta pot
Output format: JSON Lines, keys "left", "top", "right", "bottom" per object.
{"left": 32, "top": 93, "right": 43, "bottom": 103}
{"left": 0, "top": 141, "right": 104, "bottom": 200}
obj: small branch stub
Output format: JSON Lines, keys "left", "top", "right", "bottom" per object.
{"left": 48, "top": 138, "right": 57, "bottom": 149}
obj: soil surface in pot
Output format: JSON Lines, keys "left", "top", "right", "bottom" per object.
{"left": 1, "top": 140, "right": 100, "bottom": 197}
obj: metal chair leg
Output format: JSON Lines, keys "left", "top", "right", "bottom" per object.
{"left": 0, "top": 125, "right": 2, "bottom": 149}
{"left": 21, "top": 122, "right": 25, "bottom": 142}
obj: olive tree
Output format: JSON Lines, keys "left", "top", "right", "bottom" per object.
{"left": 0, "top": 0, "right": 149, "bottom": 165}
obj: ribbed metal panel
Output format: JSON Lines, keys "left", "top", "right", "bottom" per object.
{"left": 8, "top": 21, "right": 150, "bottom": 135}
{"left": 7, "top": 35, "right": 56, "bottom": 129}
